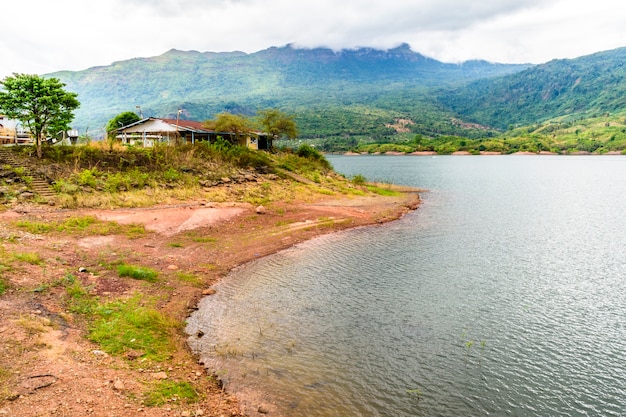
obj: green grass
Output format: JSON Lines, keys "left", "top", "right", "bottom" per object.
{"left": 175, "top": 271, "right": 204, "bottom": 287}
{"left": 13, "top": 252, "right": 43, "bottom": 265}
{"left": 190, "top": 236, "right": 217, "bottom": 243}
{"left": 89, "top": 296, "right": 177, "bottom": 362}
{"left": 117, "top": 263, "right": 158, "bottom": 282}
{"left": 15, "top": 220, "right": 54, "bottom": 234}
{"left": 0, "top": 278, "right": 7, "bottom": 296}
{"left": 366, "top": 185, "right": 401, "bottom": 197}
{"left": 61, "top": 279, "right": 178, "bottom": 363}
{"left": 144, "top": 380, "right": 199, "bottom": 406}
{"left": 15, "top": 216, "right": 146, "bottom": 238}
{"left": 66, "top": 281, "right": 96, "bottom": 315}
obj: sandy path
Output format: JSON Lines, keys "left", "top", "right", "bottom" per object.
{"left": 91, "top": 205, "right": 246, "bottom": 236}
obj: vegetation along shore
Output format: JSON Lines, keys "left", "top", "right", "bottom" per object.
{"left": 0, "top": 142, "right": 420, "bottom": 417}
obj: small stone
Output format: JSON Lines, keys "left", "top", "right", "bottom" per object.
{"left": 220, "top": 177, "right": 231, "bottom": 183}
{"left": 202, "top": 289, "right": 216, "bottom": 296}
{"left": 256, "top": 205, "right": 267, "bottom": 214}
{"left": 125, "top": 350, "right": 145, "bottom": 360}
{"left": 195, "top": 410, "right": 205, "bottom": 416}
{"left": 167, "top": 265, "right": 179, "bottom": 270}
{"left": 91, "top": 350, "right": 108, "bottom": 357}
{"left": 113, "top": 380, "right": 125, "bottom": 391}
{"left": 152, "top": 371, "right": 168, "bottom": 380}
{"left": 258, "top": 403, "right": 271, "bottom": 414}
{"left": 181, "top": 411, "right": 191, "bottom": 417}
{"left": 79, "top": 267, "right": 88, "bottom": 273}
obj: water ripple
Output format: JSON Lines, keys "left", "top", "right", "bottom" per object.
{"left": 187, "top": 156, "right": 626, "bottom": 416}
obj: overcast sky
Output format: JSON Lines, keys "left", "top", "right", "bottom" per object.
{"left": 1, "top": 0, "right": 624, "bottom": 79}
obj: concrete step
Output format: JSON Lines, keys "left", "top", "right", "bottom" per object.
{"left": 0, "top": 148, "right": 57, "bottom": 203}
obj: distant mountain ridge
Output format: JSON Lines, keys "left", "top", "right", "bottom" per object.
{"left": 437, "top": 47, "right": 626, "bottom": 129}
{"left": 49, "top": 44, "right": 529, "bottom": 137}
{"left": 49, "top": 44, "right": 626, "bottom": 142}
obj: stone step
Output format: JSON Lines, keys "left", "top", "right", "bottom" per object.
{"left": 0, "top": 147, "right": 57, "bottom": 203}
{"left": 30, "top": 180, "right": 56, "bottom": 196}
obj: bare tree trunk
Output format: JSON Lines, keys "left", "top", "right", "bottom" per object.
{"left": 37, "top": 132, "right": 43, "bottom": 159}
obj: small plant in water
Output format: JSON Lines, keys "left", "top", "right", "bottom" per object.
{"left": 406, "top": 388, "right": 422, "bottom": 402}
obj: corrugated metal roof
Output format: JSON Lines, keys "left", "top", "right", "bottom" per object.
{"left": 118, "top": 117, "right": 215, "bottom": 133}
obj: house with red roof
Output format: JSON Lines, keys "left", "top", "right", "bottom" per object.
{"left": 116, "top": 117, "right": 271, "bottom": 149}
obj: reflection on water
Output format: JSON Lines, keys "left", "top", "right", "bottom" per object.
{"left": 187, "top": 156, "right": 626, "bottom": 416}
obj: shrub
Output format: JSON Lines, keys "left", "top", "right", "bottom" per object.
{"left": 77, "top": 169, "right": 101, "bottom": 188}
{"left": 162, "top": 167, "right": 182, "bottom": 183}
{"left": 352, "top": 174, "right": 366, "bottom": 185}
{"left": 296, "top": 144, "right": 332, "bottom": 171}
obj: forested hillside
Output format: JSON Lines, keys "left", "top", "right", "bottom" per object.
{"left": 49, "top": 44, "right": 527, "bottom": 139}
{"left": 437, "top": 48, "right": 626, "bottom": 129}
{"left": 48, "top": 44, "right": 626, "bottom": 149}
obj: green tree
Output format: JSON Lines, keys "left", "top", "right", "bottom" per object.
{"left": 0, "top": 74, "right": 80, "bottom": 158}
{"left": 257, "top": 108, "right": 298, "bottom": 144}
{"left": 106, "top": 111, "right": 141, "bottom": 134}
{"left": 204, "top": 112, "right": 253, "bottom": 145}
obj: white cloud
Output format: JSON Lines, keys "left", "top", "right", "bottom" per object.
{"left": 1, "top": 0, "right": 625, "bottom": 78}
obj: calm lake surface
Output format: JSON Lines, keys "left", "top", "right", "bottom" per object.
{"left": 186, "top": 155, "right": 626, "bottom": 416}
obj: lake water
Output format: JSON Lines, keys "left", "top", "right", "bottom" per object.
{"left": 186, "top": 155, "right": 626, "bottom": 416}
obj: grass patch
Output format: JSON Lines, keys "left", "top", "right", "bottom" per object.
{"left": 62, "top": 280, "right": 178, "bottom": 363}
{"left": 14, "top": 315, "right": 51, "bottom": 336}
{"left": 89, "top": 296, "right": 177, "bottom": 362}
{"left": 0, "top": 367, "right": 10, "bottom": 383}
{"left": 15, "top": 216, "right": 146, "bottom": 238}
{"left": 0, "top": 278, "right": 7, "bottom": 296}
{"left": 13, "top": 252, "right": 43, "bottom": 265}
{"left": 175, "top": 271, "right": 204, "bottom": 287}
{"left": 66, "top": 281, "right": 97, "bottom": 315}
{"left": 14, "top": 220, "right": 53, "bottom": 234}
{"left": 190, "top": 236, "right": 217, "bottom": 243}
{"left": 167, "top": 242, "right": 183, "bottom": 248}
{"left": 117, "top": 264, "right": 158, "bottom": 282}
{"left": 144, "top": 380, "right": 199, "bottom": 407}
{"left": 366, "top": 184, "right": 401, "bottom": 196}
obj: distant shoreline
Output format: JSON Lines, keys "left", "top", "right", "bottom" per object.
{"left": 338, "top": 150, "right": 625, "bottom": 156}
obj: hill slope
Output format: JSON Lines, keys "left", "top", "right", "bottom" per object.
{"left": 438, "top": 47, "right": 626, "bottom": 129}
{"left": 49, "top": 44, "right": 528, "bottom": 139}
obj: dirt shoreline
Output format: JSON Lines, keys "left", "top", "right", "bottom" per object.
{"left": 0, "top": 186, "right": 420, "bottom": 417}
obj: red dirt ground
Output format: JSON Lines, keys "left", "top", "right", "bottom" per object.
{"left": 0, "top": 189, "right": 420, "bottom": 417}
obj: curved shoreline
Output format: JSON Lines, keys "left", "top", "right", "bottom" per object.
{"left": 184, "top": 188, "right": 421, "bottom": 416}
{"left": 0, "top": 185, "right": 421, "bottom": 417}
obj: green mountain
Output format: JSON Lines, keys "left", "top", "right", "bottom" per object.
{"left": 438, "top": 47, "right": 626, "bottom": 130}
{"left": 49, "top": 44, "right": 528, "bottom": 139}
